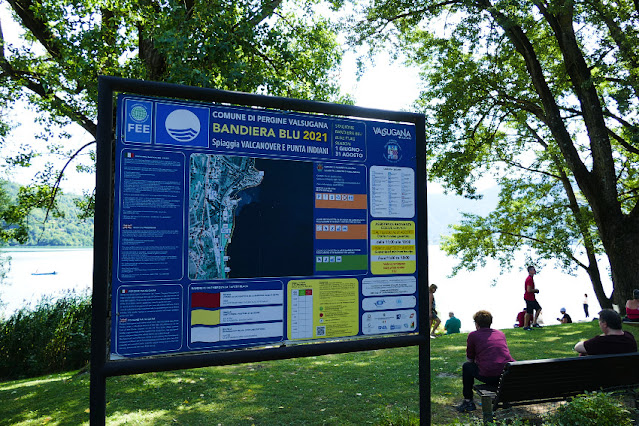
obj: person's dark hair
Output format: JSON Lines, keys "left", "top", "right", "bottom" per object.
{"left": 527, "top": 265, "right": 535, "bottom": 272}
{"left": 633, "top": 289, "right": 639, "bottom": 300}
{"left": 473, "top": 310, "right": 493, "bottom": 328}
{"left": 429, "top": 284, "right": 437, "bottom": 292}
{"left": 598, "top": 309, "right": 622, "bottom": 330}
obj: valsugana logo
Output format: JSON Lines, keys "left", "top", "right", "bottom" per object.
{"left": 372, "top": 126, "right": 412, "bottom": 139}
{"left": 165, "top": 109, "right": 201, "bottom": 142}
{"left": 384, "top": 140, "right": 402, "bottom": 163}
{"left": 129, "top": 104, "right": 149, "bottom": 122}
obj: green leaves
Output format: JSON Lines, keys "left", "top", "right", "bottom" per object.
{"left": 1, "top": 0, "right": 345, "bottom": 233}
{"left": 0, "top": 181, "right": 30, "bottom": 244}
{"left": 547, "top": 391, "right": 633, "bottom": 426}
{"left": 0, "top": 292, "right": 92, "bottom": 380}
{"left": 0, "top": 180, "right": 68, "bottom": 244}
{"left": 441, "top": 176, "right": 603, "bottom": 276}
{"left": 342, "top": 0, "right": 639, "bottom": 305}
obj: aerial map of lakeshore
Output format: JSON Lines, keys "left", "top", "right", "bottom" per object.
{"left": 188, "top": 154, "right": 264, "bottom": 279}
{"left": 188, "top": 154, "right": 314, "bottom": 280}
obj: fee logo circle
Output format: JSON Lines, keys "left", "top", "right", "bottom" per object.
{"left": 129, "top": 104, "right": 149, "bottom": 122}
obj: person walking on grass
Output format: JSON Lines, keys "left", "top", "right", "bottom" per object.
{"left": 429, "top": 284, "right": 441, "bottom": 338}
{"left": 523, "top": 265, "right": 542, "bottom": 331}
{"left": 456, "top": 310, "right": 515, "bottom": 413}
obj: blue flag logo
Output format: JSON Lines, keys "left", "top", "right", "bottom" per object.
{"left": 165, "top": 109, "right": 201, "bottom": 142}
{"left": 156, "top": 103, "right": 209, "bottom": 147}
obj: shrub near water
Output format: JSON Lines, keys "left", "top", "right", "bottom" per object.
{"left": 0, "top": 292, "right": 91, "bottom": 380}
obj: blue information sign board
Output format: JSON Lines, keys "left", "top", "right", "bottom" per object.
{"left": 111, "top": 95, "right": 419, "bottom": 357}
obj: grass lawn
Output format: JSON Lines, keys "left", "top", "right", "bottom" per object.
{"left": 1, "top": 320, "right": 629, "bottom": 425}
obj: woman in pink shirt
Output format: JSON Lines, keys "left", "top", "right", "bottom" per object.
{"left": 456, "top": 310, "right": 515, "bottom": 413}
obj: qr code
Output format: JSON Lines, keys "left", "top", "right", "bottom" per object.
{"left": 316, "top": 326, "right": 326, "bottom": 336}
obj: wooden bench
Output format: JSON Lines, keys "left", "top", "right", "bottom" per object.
{"left": 473, "top": 352, "right": 639, "bottom": 423}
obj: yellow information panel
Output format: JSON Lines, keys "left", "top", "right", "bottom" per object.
{"left": 370, "top": 221, "right": 416, "bottom": 275}
{"left": 287, "top": 278, "right": 359, "bottom": 340}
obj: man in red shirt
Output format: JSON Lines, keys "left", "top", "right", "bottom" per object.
{"left": 456, "top": 310, "right": 515, "bottom": 413}
{"left": 523, "top": 265, "right": 542, "bottom": 331}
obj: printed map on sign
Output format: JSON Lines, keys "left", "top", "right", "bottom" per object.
{"left": 188, "top": 154, "right": 264, "bottom": 279}
{"left": 189, "top": 154, "right": 315, "bottom": 280}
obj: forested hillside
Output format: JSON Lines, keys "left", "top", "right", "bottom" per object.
{"left": 2, "top": 181, "right": 93, "bottom": 247}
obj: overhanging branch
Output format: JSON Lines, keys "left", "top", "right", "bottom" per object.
{"left": 43, "top": 139, "right": 96, "bottom": 222}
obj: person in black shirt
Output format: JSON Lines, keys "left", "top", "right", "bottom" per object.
{"left": 557, "top": 307, "right": 572, "bottom": 324}
{"left": 574, "top": 309, "right": 637, "bottom": 355}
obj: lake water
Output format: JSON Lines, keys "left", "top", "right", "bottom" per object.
{"left": 0, "top": 246, "right": 609, "bottom": 331}
{"left": 0, "top": 247, "right": 93, "bottom": 316}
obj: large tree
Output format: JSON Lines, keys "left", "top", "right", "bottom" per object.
{"left": 0, "top": 0, "right": 344, "bottom": 219}
{"left": 345, "top": 0, "right": 639, "bottom": 309}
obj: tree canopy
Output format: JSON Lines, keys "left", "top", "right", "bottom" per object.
{"left": 1, "top": 180, "right": 93, "bottom": 247}
{"left": 0, "top": 0, "right": 346, "bottom": 229}
{"left": 344, "top": 0, "right": 639, "bottom": 309}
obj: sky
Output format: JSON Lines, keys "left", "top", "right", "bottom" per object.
{"left": 340, "top": 50, "right": 422, "bottom": 112}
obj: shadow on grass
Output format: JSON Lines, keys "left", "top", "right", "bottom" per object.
{"left": 100, "top": 351, "right": 421, "bottom": 425}
{"left": 0, "top": 322, "right": 630, "bottom": 425}
{"left": 0, "top": 371, "right": 90, "bottom": 425}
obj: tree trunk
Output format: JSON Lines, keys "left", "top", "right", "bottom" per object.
{"left": 600, "top": 216, "right": 639, "bottom": 313}
{"left": 585, "top": 256, "right": 612, "bottom": 311}
{"left": 551, "top": 149, "right": 613, "bottom": 311}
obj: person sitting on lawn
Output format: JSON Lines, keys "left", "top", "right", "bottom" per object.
{"left": 574, "top": 309, "right": 637, "bottom": 355}
{"left": 557, "top": 307, "right": 572, "bottom": 324}
{"left": 623, "top": 289, "right": 639, "bottom": 322}
{"left": 514, "top": 308, "right": 526, "bottom": 327}
{"left": 456, "top": 310, "right": 515, "bottom": 413}
{"left": 445, "top": 311, "right": 461, "bottom": 334}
